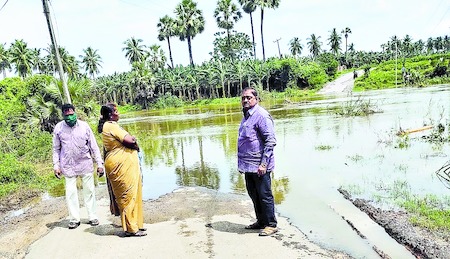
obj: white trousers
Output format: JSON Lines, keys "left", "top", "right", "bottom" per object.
{"left": 64, "top": 173, "right": 97, "bottom": 223}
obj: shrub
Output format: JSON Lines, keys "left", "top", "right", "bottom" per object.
{"left": 0, "top": 153, "right": 37, "bottom": 184}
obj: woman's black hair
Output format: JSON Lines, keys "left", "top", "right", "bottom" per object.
{"left": 97, "top": 103, "right": 116, "bottom": 133}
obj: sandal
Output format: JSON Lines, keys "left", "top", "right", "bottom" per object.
{"left": 259, "top": 226, "right": 278, "bottom": 236}
{"left": 124, "top": 230, "right": 147, "bottom": 237}
{"left": 89, "top": 219, "right": 99, "bottom": 226}
{"left": 245, "top": 222, "right": 263, "bottom": 230}
{"left": 68, "top": 221, "right": 80, "bottom": 229}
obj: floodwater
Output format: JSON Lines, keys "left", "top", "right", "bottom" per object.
{"left": 120, "top": 85, "right": 450, "bottom": 258}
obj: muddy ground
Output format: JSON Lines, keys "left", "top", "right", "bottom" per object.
{"left": 0, "top": 186, "right": 449, "bottom": 258}
{"left": 338, "top": 188, "right": 450, "bottom": 259}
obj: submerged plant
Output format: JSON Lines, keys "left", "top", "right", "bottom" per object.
{"left": 395, "top": 134, "right": 410, "bottom": 149}
{"left": 347, "top": 154, "right": 363, "bottom": 162}
{"left": 333, "top": 96, "right": 381, "bottom": 117}
{"left": 315, "top": 144, "right": 332, "bottom": 150}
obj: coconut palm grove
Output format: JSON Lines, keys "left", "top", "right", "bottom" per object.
{"left": 1, "top": 0, "right": 450, "bottom": 198}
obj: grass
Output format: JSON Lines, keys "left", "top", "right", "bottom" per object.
{"left": 354, "top": 53, "right": 450, "bottom": 90}
{"left": 402, "top": 195, "right": 450, "bottom": 231}
{"left": 333, "top": 96, "right": 381, "bottom": 117}
{"left": 347, "top": 154, "right": 363, "bottom": 162}
{"left": 315, "top": 144, "right": 333, "bottom": 150}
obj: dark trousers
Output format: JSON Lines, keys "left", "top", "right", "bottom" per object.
{"left": 245, "top": 172, "right": 277, "bottom": 227}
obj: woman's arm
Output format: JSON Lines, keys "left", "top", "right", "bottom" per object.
{"left": 122, "top": 134, "right": 140, "bottom": 151}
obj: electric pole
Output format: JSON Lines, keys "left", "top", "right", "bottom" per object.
{"left": 42, "top": 0, "right": 71, "bottom": 104}
{"left": 274, "top": 38, "right": 282, "bottom": 58}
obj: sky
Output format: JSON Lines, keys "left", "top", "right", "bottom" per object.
{"left": 1, "top": 0, "right": 449, "bottom": 76}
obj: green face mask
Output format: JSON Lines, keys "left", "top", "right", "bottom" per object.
{"left": 64, "top": 114, "right": 77, "bottom": 127}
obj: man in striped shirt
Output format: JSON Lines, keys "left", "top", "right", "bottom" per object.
{"left": 238, "top": 87, "right": 278, "bottom": 236}
{"left": 53, "top": 103, "right": 104, "bottom": 229}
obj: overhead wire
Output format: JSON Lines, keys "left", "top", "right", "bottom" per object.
{"left": 0, "top": 0, "right": 9, "bottom": 13}
{"left": 48, "top": 0, "right": 63, "bottom": 48}
{"left": 430, "top": 5, "right": 450, "bottom": 35}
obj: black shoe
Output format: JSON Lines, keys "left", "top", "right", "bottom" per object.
{"left": 68, "top": 221, "right": 80, "bottom": 229}
{"left": 89, "top": 219, "right": 99, "bottom": 226}
{"left": 245, "top": 222, "right": 264, "bottom": 229}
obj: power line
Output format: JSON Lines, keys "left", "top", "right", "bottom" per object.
{"left": 431, "top": 5, "right": 450, "bottom": 35}
{"left": 0, "top": 0, "right": 9, "bottom": 13}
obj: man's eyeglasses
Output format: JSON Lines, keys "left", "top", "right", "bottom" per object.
{"left": 241, "top": 96, "right": 254, "bottom": 101}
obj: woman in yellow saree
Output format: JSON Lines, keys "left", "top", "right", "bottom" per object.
{"left": 98, "top": 103, "right": 146, "bottom": 237}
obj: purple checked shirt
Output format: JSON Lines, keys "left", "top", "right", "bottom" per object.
{"left": 52, "top": 120, "right": 104, "bottom": 177}
{"left": 238, "top": 104, "right": 276, "bottom": 173}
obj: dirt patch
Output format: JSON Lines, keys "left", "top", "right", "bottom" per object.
{"left": 0, "top": 186, "right": 347, "bottom": 259}
{"left": 338, "top": 188, "right": 450, "bottom": 259}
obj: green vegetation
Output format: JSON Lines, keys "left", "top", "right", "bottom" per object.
{"left": 333, "top": 96, "right": 380, "bottom": 116}
{"left": 1, "top": 0, "right": 450, "bottom": 237}
{"left": 315, "top": 145, "right": 333, "bottom": 151}
{"left": 354, "top": 53, "right": 450, "bottom": 90}
{"left": 403, "top": 195, "right": 450, "bottom": 231}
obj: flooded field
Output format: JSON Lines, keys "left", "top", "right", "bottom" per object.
{"left": 120, "top": 85, "right": 450, "bottom": 257}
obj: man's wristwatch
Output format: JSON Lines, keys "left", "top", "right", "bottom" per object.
{"left": 260, "top": 163, "right": 267, "bottom": 168}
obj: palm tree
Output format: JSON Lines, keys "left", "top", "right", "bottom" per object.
{"left": 402, "top": 35, "right": 413, "bottom": 57}
{"left": 426, "top": 37, "right": 434, "bottom": 53}
{"left": 341, "top": 27, "right": 351, "bottom": 55}
{"left": 255, "top": 0, "right": 280, "bottom": 61}
{"left": 157, "top": 15, "right": 177, "bottom": 69}
{"left": 214, "top": 0, "right": 242, "bottom": 60}
{"left": 122, "top": 37, "right": 146, "bottom": 65}
{"left": 58, "top": 47, "right": 80, "bottom": 79}
{"left": 328, "top": 28, "right": 341, "bottom": 56}
{"left": 307, "top": 34, "right": 322, "bottom": 59}
{"left": 175, "top": 0, "right": 205, "bottom": 66}
{"left": 9, "top": 39, "right": 34, "bottom": 78}
{"left": 31, "top": 48, "right": 46, "bottom": 74}
{"left": 147, "top": 44, "right": 167, "bottom": 72}
{"left": 238, "top": 0, "right": 257, "bottom": 59}
{"left": 434, "top": 36, "right": 444, "bottom": 53}
{"left": 289, "top": 37, "right": 302, "bottom": 57}
{"left": 0, "top": 43, "right": 11, "bottom": 78}
{"left": 348, "top": 43, "right": 355, "bottom": 52}
{"left": 79, "top": 47, "right": 102, "bottom": 79}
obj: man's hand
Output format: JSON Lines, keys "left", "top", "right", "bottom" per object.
{"left": 54, "top": 169, "right": 62, "bottom": 179}
{"left": 257, "top": 164, "right": 267, "bottom": 176}
{"left": 97, "top": 167, "right": 104, "bottom": 177}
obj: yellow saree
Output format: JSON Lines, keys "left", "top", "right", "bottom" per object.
{"left": 102, "top": 121, "right": 143, "bottom": 233}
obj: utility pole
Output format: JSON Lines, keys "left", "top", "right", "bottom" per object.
{"left": 42, "top": 0, "right": 71, "bottom": 104}
{"left": 273, "top": 38, "right": 282, "bottom": 58}
{"left": 395, "top": 41, "right": 398, "bottom": 87}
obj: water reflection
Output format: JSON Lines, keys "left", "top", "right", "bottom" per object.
{"left": 120, "top": 84, "right": 450, "bottom": 257}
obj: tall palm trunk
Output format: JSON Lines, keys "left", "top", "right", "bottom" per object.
{"left": 260, "top": 8, "right": 266, "bottom": 61}
{"left": 187, "top": 36, "right": 194, "bottom": 66}
{"left": 345, "top": 36, "right": 348, "bottom": 55}
{"left": 227, "top": 28, "right": 232, "bottom": 60}
{"left": 249, "top": 12, "right": 256, "bottom": 59}
{"left": 167, "top": 37, "right": 174, "bottom": 69}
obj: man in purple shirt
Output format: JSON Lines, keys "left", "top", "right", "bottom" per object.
{"left": 238, "top": 87, "right": 278, "bottom": 236}
{"left": 53, "top": 104, "right": 104, "bottom": 229}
